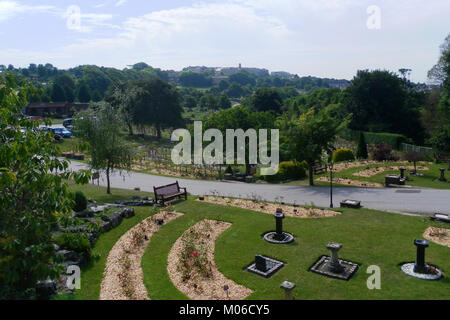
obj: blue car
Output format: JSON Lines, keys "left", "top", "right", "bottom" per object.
{"left": 52, "top": 127, "right": 72, "bottom": 138}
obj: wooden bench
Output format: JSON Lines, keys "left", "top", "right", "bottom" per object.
{"left": 313, "top": 166, "right": 327, "bottom": 175}
{"left": 430, "top": 213, "right": 450, "bottom": 223}
{"left": 153, "top": 181, "right": 187, "bottom": 206}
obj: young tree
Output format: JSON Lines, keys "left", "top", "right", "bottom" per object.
{"left": 356, "top": 131, "right": 368, "bottom": 159}
{"left": 278, "top": 106, "right": 350, "bottom": 186}
{"left": 0, "top": 74, "right": 90, "bottom": 299}
{"left": 404, "top": 150, "right": 426, "bottom": 174}
{"left": 75, "top": 102, "right": 134, "bottom": 194}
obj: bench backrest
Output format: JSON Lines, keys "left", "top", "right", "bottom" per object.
{"left": 154, "top": 182, "right": 180, "bottom": 196}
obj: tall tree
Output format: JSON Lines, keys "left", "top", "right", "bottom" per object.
{"left": 132, "top": 78, "right": 184, "bottom": 139}
{"left": 75, "top": 102, "right": 134, "bottom": 194}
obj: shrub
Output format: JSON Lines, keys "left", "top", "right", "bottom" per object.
{"left": 356, "top": 132, "right": 368, "bottom": 159}
{"left": 54, "top": 233, "right": 91, "bottom": 254}
{"left": 370, "top": 144, "right": 399, "bottom": 161}
{"left": 72, "top": 191, "right": 87, "bottom": 212}
{"left": 332, "top": 149, "right": 355, "bottom": 163}
{"left": 264, "top": 161, "right": 307, "bottom": 182}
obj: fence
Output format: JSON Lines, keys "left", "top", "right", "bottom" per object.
{"left": 400, "top": 143, "right": 433, "bottom": 154}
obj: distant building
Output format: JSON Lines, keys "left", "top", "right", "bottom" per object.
{"left": 25, "top": 102, "right": 89, "bottom": 117}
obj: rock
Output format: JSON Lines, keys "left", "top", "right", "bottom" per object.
{"left": 36, "top": 280, "right": 57, "bottom": 300}
{"left": 53, "top": 243, "right": 60, "bottom": 251}
{"left": 121, "top": 207, "right": 135, "bottom": 218}
{"left": 100, "top": 221, "right": 112, "bottom": 232}
{"left": 73, "top": 210, "right": 94, "bottom": 218}
{"left": 56, "top": 250, "right": 80, "bottom": 262}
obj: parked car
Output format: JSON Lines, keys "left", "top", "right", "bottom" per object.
{"left": 52, "top": 127, "right": 72, "bottom": 139}
{"left": 39, "top": 127, "right": 64, "bottom": 141}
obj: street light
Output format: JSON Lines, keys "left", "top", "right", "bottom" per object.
{"left": 329, "top": 161, "right": 334, "bottom": 208}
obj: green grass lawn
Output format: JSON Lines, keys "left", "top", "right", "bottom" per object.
{"left": 143, "top": 199, "right": 450, "bottom": 300}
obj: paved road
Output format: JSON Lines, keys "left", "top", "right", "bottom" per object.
{"left": 67, "top": 161, "right": 450, "bottom": 216}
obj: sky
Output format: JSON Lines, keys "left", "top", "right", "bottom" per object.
{"left": 0, "top": 0, "right": 449, "bottom": 82}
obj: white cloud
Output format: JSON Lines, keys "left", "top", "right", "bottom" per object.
{"left": 0, "top": 0, "right": 55, "bottom": 22}
{"left": 115, "top": 0, "right": 127, "bottom": 7}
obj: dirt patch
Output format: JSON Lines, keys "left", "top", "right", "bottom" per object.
{"left": 316, "top": 176, "right": 384, "bottom": 188}
{"left": 167, "top": 219, "right": 252, "bottom": 300}
{"left": 353, "top": 166, "right": 429, "bottom": 178}
{"left": 423, "top": 227, "right": 450, "bottom": 247}
{"left": 199, "top": 196, "right": 339, "bottom": 218}
{"left": 100, "top": 211, "right": 183, "bottom": 300}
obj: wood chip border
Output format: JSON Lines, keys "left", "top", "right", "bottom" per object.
{"left": 167, "top": 219, "right": 253, "bottom": 300}
{"left": 100, "top": 211, "right": 183, "bottom": 300}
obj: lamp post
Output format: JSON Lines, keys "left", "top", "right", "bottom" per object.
{"left": 329, "top": 161, "right": 334, "bottom": 208}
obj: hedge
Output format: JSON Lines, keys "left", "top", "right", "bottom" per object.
{"left": 340, "top": 129, "right": 412, "bottom": 149}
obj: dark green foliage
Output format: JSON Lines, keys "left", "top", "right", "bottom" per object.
{"left": 225, "top": 165, "right": 233, "bottom": 175}
{"left": 218, "top": 94, "right": 231, "bottom": 109}
{"left": 183, "top": 95, "right": 197, "bottom": 109}
{"left": 342, "top": 129, "right": 411, "bottom": 149}
{"left": 131, "top": 78, "right": 184, "bottom": 138}
{"left": 264, "top": 161, "right": 307, "bottom": 182}
{"left": 250, "top": 88, "right": 283, "bottom": 113}
{"left": 278, "top": 106, "right": 350, "bottom": 185}
{"left": 76, "top": 80, "right": 91, "bottom": 103}
{"left": 356, "top": 132, "right": 368, "bottom": 159}
{"left": 343, "top": 69, "right": 425, "bottom": 143}
{"left": 179, "top": 71, "right": 212, "bottom": 88}
{"left": 332, "top": 149, "right": 355, "bottom": 163}
{"left": 279, "top": 161, "right": 307, "bottom": 180}
{"left": 229, "top": 70, "right": 256, "bottom": 86}
{"left": 51, "top": 83, "right": 66, "bottom": 102}
{"left": 72, "top": 191, "right": 87, "bottom": 212}
{"left": 54, "top": 233, "right": 91, "bottom": 254}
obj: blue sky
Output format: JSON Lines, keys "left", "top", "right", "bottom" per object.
{"left": 1, "top": 0, "right": 449, "bottom": 82}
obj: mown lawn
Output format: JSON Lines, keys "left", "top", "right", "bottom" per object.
{"left": 143, "top": 198, "right": 450, "bottom": 300}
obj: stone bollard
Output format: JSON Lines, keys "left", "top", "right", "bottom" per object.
{"left": 439, "top": 168, "right": 446, "bottom": 182}
{"left": 280, "top": 281, "right": 296, "bottom": 300}
{"left": 326, "top": 242, "right": 344, "bottom": 273}
{"left": 413, "top": 239, "right": 429, "bottom": 274}
{"left": 274, "top": 209, "right": 285, "bottom": 241}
